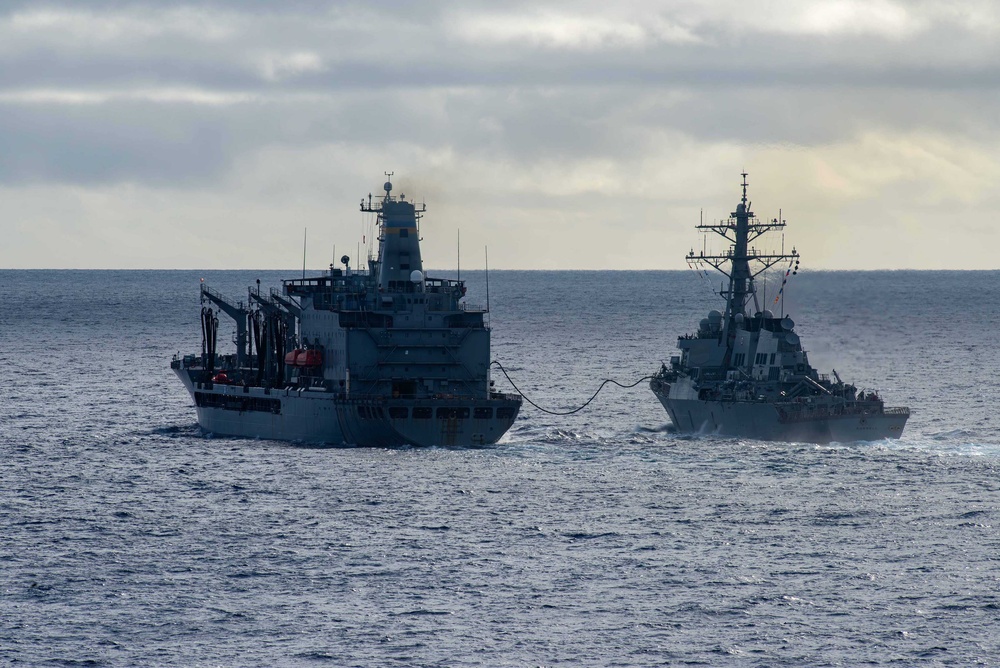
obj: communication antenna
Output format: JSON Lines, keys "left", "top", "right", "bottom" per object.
{"left": 457, "top": 229, "right": 461, "bottom": 283}
{"left": 302, "top": 227, "right": 307, "bottom": 279}
{"left": 485, "top": 246, "right": 490, "bottom": 313}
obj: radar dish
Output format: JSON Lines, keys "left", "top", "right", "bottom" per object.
{"left": 410, "top": 270, "right": 423, "bottom": 283}
{"left": 341, "top": 255, "right": 350, "bottom": 266}
{"left": 781, "top": 316, "right": 795, "bottom": 331}
{"left": 785, "top": 332, "right": 800, "bottom": 345}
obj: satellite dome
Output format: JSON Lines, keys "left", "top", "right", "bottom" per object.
{"left": 699, "top": 318, "right": 710, "bottom": 330}
{"left": 708, "top": 310, "right": 722, "bottom": 321}
{"left": 762, "top": 309, "right": 774, "bottom": 319}
{"left": 384, "top": 181, "right": 393, "bottom": 193}
{"left": 410, "top": 270, "right": 423, "bottom": 283}
{"left": 734, "top": 313, "right": 744, "bottom": 325}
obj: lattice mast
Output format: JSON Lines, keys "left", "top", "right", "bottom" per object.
{"left": 688, "top": 172, "right": 799, "bottom": 332}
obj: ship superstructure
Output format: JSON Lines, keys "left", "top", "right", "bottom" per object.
{"left": 172, "top": 176, "right": 521, "bottom": 446}
{"left": 650, "top": 173, "right": 909, "bottom": 443}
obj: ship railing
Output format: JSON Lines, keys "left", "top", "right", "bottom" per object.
{"left": 423, "top": 278, "right": 462, "bottom": 290}
{"left": 284, "top": 275, "right": 369, "bottom": 296}
{"left": 339, "top": 392, "right": 518, "bottom": 404}
{"left": 698, "top": 368, "right": 728, "bottom": 382}
{"left": 460, "top": 302, "right": 485, "bottom": 312}
{"left": 200, "top": 284, "right": 246, "bottom": 310}
{"left": 776, "top": 401, "right": 910, "bottom": 423}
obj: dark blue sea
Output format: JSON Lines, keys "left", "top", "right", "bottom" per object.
{"left": 2, "top": 269, "right": 999, "bottom": 666}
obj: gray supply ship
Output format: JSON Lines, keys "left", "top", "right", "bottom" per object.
{"left": 650, "top": 173, "right": 909, "bottom": 443}
{"left": 172, "top": 175, "right": 521, "bottom": 446}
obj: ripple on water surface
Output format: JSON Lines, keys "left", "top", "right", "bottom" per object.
{"left": 2, "top": 270, "right": 1000, "bottom": 666}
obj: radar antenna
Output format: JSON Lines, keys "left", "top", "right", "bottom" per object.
{"left": 688, "top": 172, "right": 800, "bottom": 334}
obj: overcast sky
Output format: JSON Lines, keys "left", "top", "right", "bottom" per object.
{"left": 1, "top": 0, "right": 999, "bottom": 270}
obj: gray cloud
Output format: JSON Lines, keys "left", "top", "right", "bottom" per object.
{"left": 1, "top": 0, "right": 999, "bottom": 268}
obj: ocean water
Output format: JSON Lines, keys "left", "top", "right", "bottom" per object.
{"left": 2, "top": 268, "right": 999, "bottom": 666}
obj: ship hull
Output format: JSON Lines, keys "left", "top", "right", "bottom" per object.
{"left": 176, "top": 371, "right": 519, "bottom": 447}
{"left": 652, "top": 388, "right": 907, "bottom": 444}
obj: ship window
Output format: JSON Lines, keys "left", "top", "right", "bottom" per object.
{"left": 768, "top": 367, "right": 780, "bottom": 381}
{"left": 393, "top": 381, "right": 416, "bottom": 398}
{"left": 389, "top": 407, "right": 408, "bottom": 419}
{"left": 770, "top": 353, "right": 776, "bottom": 365}
{"left": 413, "top": 407, "right": 432, "bottom": 419}
{"left": 400, "top": 229, "right": 409, "bottom": 237}
{"left": 437, "top": 407, "right": 470, "bottom": 419}
{"left": 400, "top": 263, "right": 410, "bottom": 270}
{"left": 474, "top": 407, "right": 493, "bottom": 419}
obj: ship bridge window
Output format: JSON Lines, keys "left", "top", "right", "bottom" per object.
{"left": 413, "top": 407, "right": 432, "bottom": 419}
{"left": 474, "top": 407, "right": 493, "bottom": 419}
{"left": 389, "top": 406, "right": 408, "bottom": 419}
{"left": 400, "top": 228, "right": 409, "bottom": 237}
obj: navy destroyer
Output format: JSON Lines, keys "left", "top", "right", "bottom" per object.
{"left": 172, "top": 175, "right": 521, "bottom": 446}
{"left": 650, "top": 173, "right": 909, "bottom": 443}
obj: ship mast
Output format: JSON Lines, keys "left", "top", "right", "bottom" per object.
{"left": 360, "top": 172, "right": 426, "bottom": 291}
{"left": 689, "top": 173, "right": 799, "bottom": 331}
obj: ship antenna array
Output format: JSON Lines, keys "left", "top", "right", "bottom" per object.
{"left": 491, "top": 361, "right": 653, "bottom": 416}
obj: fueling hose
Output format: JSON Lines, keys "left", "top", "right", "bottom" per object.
{"left": 491, "top": 360, "right": 653, "bottom": 416}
